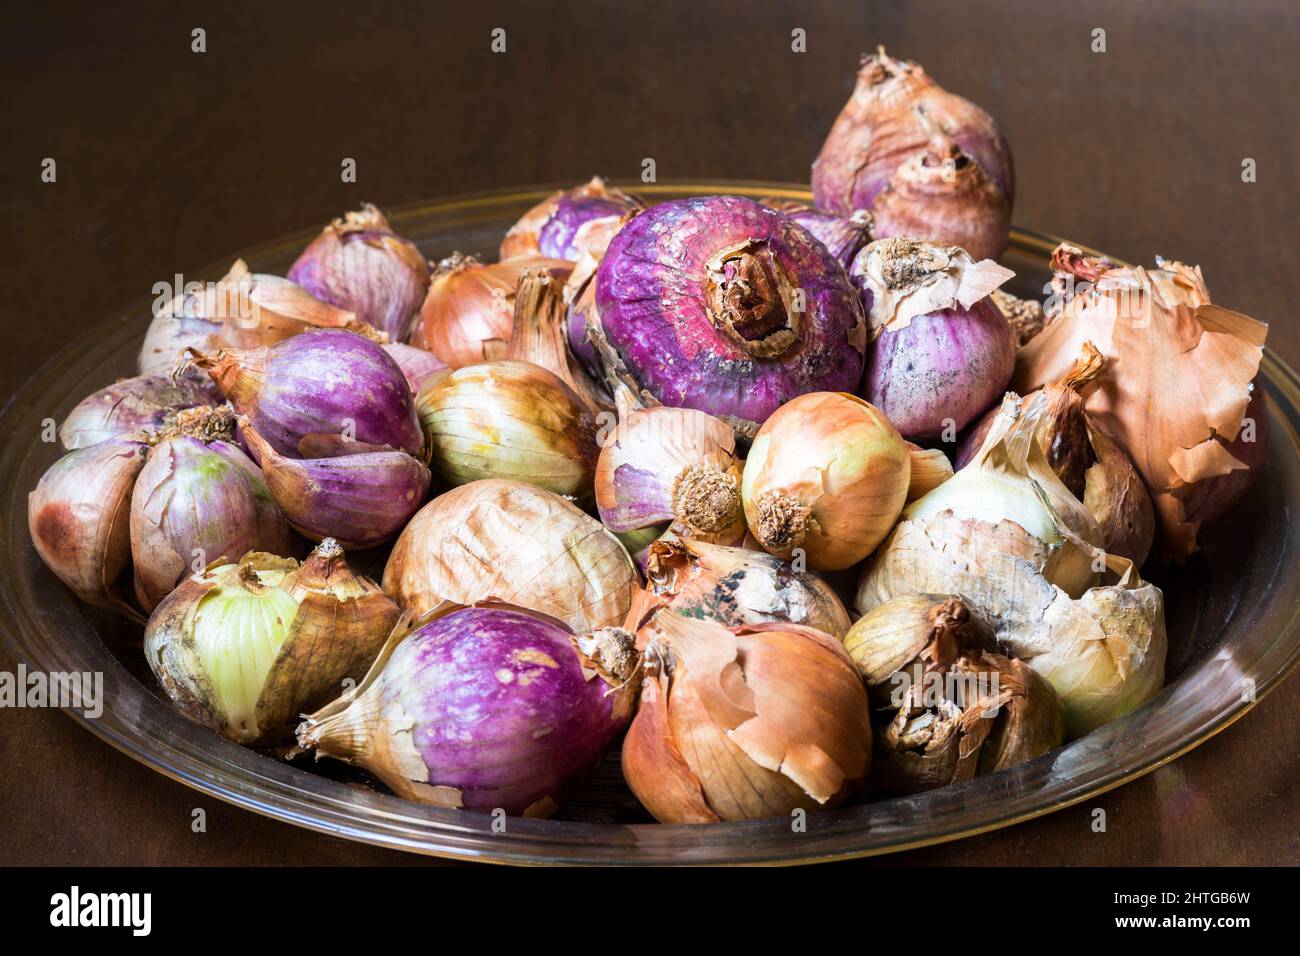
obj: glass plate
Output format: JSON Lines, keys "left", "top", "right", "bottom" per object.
{"left": 2, "top": 182, "right": 1297, "bottom": 865}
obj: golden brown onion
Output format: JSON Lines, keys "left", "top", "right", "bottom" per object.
{"left": 413, "top": 253, "right": 570, "bottom": 367}
{"left": 621, "top": 610, "right": 872, "bottom": 823}
{"left": 382, "top": 479, "right": 635, "bottom": 632}
{"left": 742, "top": 392, "right": 910, "bottom": 570}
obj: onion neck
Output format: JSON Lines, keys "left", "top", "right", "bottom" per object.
{"left": 705, "top": 242, "right": 801, "bottom": 359}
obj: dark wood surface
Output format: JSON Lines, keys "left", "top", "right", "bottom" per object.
{"left": 2, "top": 0, "right": 1296, "bottom": 866}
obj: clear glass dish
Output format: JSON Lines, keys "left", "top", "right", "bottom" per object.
{"left": 1, "top": 182, "right": 1297, "bottom": 865}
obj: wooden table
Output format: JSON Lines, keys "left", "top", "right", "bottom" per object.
{"left": 2, "top": 0, "right": 1296, "bottom": 866}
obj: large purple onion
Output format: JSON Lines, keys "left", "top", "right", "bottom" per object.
{"left": 130, "top": 432, "right": 296, "bottom": 612}
{"left": 193, "top": 329, "right": 423, "bottom": 459}
{"left": 852, "top": 238, "right": 1015, "bottom": 441}
{"left": 288, "top": 204, "right": 430, "bottom": 342}
{"left": 591, "top": 195, "right": 866, "bottom": 434}
{"left": 59, "top": 374, "right": 213, "bottom": 450}
{"left": 500, "top": 177, "right": 644, "bottom": 262}
{"left": 297, "top": 605, "right": 639, "bottom": 815}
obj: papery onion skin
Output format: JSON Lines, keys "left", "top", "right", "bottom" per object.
{"left": 956, "top": 345, "right": 1156, "bottom": 566}
{"left": 288, "top": 204, "right": 430, "bottom": 342}
{"left": 742, "top": 392, "right": 910, "bottom": 570}
{"left": 812, "top": 47, "right": 1013, "bottom": 214}
{"left": 593, "top": 195, "right": 866, "bottom": 434}
{"left": 383, "top": 479, "right": 635, "bottom": 632}
{"left": 59, "top": 375, "right": 213, "bottom": 450}
{"left": 416, "top": 360, "right": 598, "bottom": 499}
{"left": 594, "top": 405, "right": 745, "bottom": 545}
{"left": 1173, "top": 387, "right": 1270, "bottom": 532}
{"left": 130, "top": 433, "right": 297, "bottom": 612}
{"left": 382, "top": 342, "right": 447, "bottom": 394}
{"left": 298, "top": 605, "right": 638, "bottom": 815}
{"left": 194, "top": 329, "right": 423, "bottom": 459}
{"left": 761, "top": 198, "right": 873, "bottom": 268}
{"left": 872, "top": 649, "right": 1063, "bottom": 794}
{"left": 500, "top": 177, "right": 644, "bottom": 262}
{"left": 622, "top": 611, "right": 871, "bottom": 823}
{"left": 242, "top": 423, "right": 429, "bottom": 550}
{"left": 414, "top": 254, "right": 572, "bottom": 368}
{"left": 29, "top": 436, "right": 148, "bottom": 621}
{"left": 852, "top": 237, "right": 1016, "bottom": 440}
{"left": 642, "top": 537, "right": 851, "bottom": 638}
{"left": 1014, "top": 248, "right": 1268, "bottom": 557}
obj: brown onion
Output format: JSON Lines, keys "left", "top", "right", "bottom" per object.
{"left": 742, "top": 392, "right": 910, "bottom": 570}
{"left": 813, "top": 46, "right": 1013, "bottom": 214}
{"left": 413, "top": 253, "right": 570, "bottom": 367}
{"left": 869, "top": 126, "right": 1010, "bottom": 262}
{"left": 621, "top": 610, "right": 871, "bottom": 823}
{"left": 383, "top": 479, "right": 635, "bottom": 632}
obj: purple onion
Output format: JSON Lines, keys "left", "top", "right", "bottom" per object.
{"left": 130, "top": 435, "right": 296, "bottom": 612}
{"left": 288, "top": 204, "right": 430, "bottom": 342}
{"left": 59, "top": 375, "right": 214, "bottom": 450}
{"left": 592, "top": 195, "right": 866, "bottom": 433}
{"left": 500, "top": 177, "right": 644, "bottom": 262}
{"left": 241, "top": 422, "right": 429, "bottom": 550}
{"left": 852, "top": 237, "right": 1015, "bottom": 440}
{"left": 298, "top": 606, "right": 639, "bottom": 815}
{"left": 764, "top": 200, "right": 873, "bottom": 268}
{"left": 196, "top": 329, "right": 423, "bottom": 459}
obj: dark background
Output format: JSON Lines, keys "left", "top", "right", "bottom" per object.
{"left": 2, "top": 1, "right": 1296, "bottom": 865}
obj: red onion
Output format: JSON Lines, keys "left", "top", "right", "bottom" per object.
{"left": 500, "top": 177, "right": 644, "bottom": 262}
{"left": 131, "top": 423, "right": 296, "bottom": 612}
{"left": 59, "top": 374, "right": 213, "bottom": 450}
{"left": 190, "top": 329, "right": 423, "bottom": 460}
{"left": 297, "top": 604, "right": 639, "bottom": 815}
{"left": 288, "top": 204, "right": 430, "bottom": 342}
{"left": 813, "top": 47, "right": 1013, "bottom": 213}
{"left": 381, "top": 342, "right": 447, "bottom": 394}
{"left": 241, "top": 421, "right": 430, "bottom": 550}
{"left": 762, "top": 199, "right": 873, "bottom": 268}
{"left": 852, "top": 238, "right": 1015, "bottom": 440}
{"left": 591, "top": 195, "right": 866, "bottom": 436}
